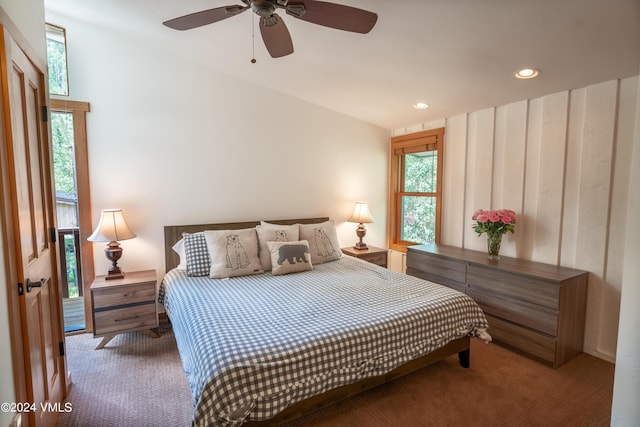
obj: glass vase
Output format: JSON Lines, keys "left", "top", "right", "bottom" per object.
{"left": 486, "top": 232, "right": 502, "bottom": 260}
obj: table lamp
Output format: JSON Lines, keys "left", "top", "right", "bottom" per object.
{"left": 348, "top": 201, "right": 374, "bottom": 249}
{"left": 88, "top": 209, "right": 136, "bottom": 280}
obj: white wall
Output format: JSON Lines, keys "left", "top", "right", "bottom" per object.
{"left": 45, "top": 11, "right": 390, "bottom": 278}
{"left": 0, "top": 2, "right": 45, "bottom": 426}
{"left": 394, "top": 77, "right": 639, "bottom": 363}
{"left": 611, "top": 69, "right": 640, "bottom": 427}
{"left": 0, "top": 0, "right": 46, "bottom": 59}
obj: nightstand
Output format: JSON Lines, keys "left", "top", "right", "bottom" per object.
{"left": 90, "top": 269, "right": 159, "bottom": 349}
{"left": 341, "top": 245, "right": 388, "bottom": 268}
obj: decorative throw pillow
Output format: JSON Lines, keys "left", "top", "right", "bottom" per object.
{"left": 204, "top": 228, "right": 264, "bottom": 278}
{"left": 182, "top": 232, "right": 210, "bottom": 276}
{"left": 172, "top": 239, "right": 187, "bottom": 271}
{"left": 267, "top": 240, "right": 313, "bottom": 276}
{"left": 256, "top": 222, "right": 300, "bottom": 271}
{"left": 298, "top": 219, "right": 342, "bottom": 264}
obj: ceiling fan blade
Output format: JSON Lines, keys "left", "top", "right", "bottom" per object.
{"left": 163, "top": 5, "right": 247, "bottom": 31}
{"left": 260, "top": 14, "right": 294, "bottom": 58}
{"left": 286, "top": 1, "right": 377, "bottom": 34}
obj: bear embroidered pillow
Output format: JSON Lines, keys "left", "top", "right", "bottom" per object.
{"left": 298, "top": 220, "right": 342, "bottom": 264}
{"left": 267, "top": 240, "right": 313, "bottom": 276}
{"left": 204, "top": 228, "right": 264, "bottom": 279}
{"left": 256, "top": 222, "right": 300, "bottom": 271}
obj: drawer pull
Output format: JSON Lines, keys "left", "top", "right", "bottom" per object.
{"left": 115, "top": 315, "right": 139, "bottom": 322}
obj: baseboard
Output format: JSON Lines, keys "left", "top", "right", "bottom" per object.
{"left": 66, "top": 369, "right": 73, "bottom": 390}
{"left": 583, "top": 347, "right": 616, "bottom": 364}
{"left": 9, "top": 412, "right": 23, "bottom": 427}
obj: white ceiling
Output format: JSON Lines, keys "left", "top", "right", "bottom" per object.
{"left": 44, "top": 0, "right": 640, "bottom": 130}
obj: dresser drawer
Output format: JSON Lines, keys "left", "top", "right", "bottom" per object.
{"left": 467, "top": 265, "right": 559, "bottom": 309}
{"left": 468, "top": 288, "right": 558, "bottom": 336}
{"left": 486, "top": 314, "right": 557, "bottom": 364}
{"left": 407, "top": 268, "right": 466, "bottom": 293}
{"left": 94, "top": 303, "right": 157, "bottom": 335}
{"left": 406, "top": 250, "right": 466, "bottom": 289}
{"left": 92, "top": 282, "right": 156, "bottom": 309}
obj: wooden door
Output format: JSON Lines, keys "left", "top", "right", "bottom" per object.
{"left": 0, "top": 27, "right": 65, "bottom": 427}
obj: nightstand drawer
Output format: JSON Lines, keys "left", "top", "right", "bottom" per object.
{"left": 93, "top": 282, "right": 156, "bottom": 309}
{"left": 94, "top": 302, "right": 157, "bottom": 335}
{"left": 341, "top": 246, "right": 388, "bottom": 268}
{"left": 360, "top": 252, "right": 387, "bottom": 266}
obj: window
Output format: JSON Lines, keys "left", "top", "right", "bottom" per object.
{"left": 50, "top": 99, "right": 93, "bottom": 333}
{"left": 388, "top": 128, "right": 444, "bottom": 252}
{"left": 46, "top": 23, "right": 69, "bottom": 96}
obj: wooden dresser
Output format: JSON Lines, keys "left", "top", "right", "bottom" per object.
{"left": 406, "top": 244, "right": 588, "bottom": 368}
{"left": 90, "top": 269, "right": 159, "bottom": 349}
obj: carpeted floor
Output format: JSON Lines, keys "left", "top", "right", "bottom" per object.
{"left": 56, "top": 322, "right": 614, "bottom": 427}
{"left": 56, "top": 322, "right": 193, "bottom": 427}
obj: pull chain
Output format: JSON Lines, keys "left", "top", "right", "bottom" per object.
{"left": 251, "top": 13, "right": 256, "bottom": 64}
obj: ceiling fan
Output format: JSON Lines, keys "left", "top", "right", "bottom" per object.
{"left": 163, "top": 0, "right": 378, "bottom": 58}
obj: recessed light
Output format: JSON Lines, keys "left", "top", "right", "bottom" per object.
{"left": 413, "top": 102, "right": 429, "bottom": 109}
{"left": 514, "top": 68, "right": 541, "bottom": 79}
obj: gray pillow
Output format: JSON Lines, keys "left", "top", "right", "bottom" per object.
{"left": 204, "top": 228, "right": 264, "bottom": 278}
{"left": 182, "top": 232, "right": 210, "bottom": 277}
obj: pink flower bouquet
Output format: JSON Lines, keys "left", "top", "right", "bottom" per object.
{"left": 472, "top": 209, "right": 516, "bottom": 236}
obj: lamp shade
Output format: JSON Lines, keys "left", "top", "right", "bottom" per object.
{"left": 88, "top": 209, "right": 136, "bottom": 243}
{"left": 348, "top": 202, "right": 374, "bottom": 224}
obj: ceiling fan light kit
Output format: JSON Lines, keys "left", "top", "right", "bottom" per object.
{"left": 163, "top": 0, "right": 378, "bottom": 58}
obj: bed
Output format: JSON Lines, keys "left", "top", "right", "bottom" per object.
{"left": 159, "top": 218, "right": 490, "bottom": 426}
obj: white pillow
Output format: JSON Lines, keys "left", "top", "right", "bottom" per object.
{"left": 204, "top": 228, "right": 264, "bottom": 278}
{"left": 298, "top": 219, "right": 342, "bottom": 264}
{"left": 256, "top": 222, "right": 300, "bottom": 271}
{"left": 267, "top": 240, "right": 313, "bottom": 276}
{"left": 172, "top": 239, "right": 187, "bottom": 271}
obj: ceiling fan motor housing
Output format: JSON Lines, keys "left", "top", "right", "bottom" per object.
{"left": 250, "top": 0, "right": 276, "bottom": 17}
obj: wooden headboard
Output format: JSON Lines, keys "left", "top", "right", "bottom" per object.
{"left": 164, "top": 217, "right": 330, "bottom": 272}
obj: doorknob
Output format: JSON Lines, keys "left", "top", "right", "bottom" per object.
{"left": 27, "top": 278, "right": 46, "bottom": 293}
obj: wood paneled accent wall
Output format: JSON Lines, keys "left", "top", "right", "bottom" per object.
{"left": 393, "top": 76, "right": 638, "bottom": 361}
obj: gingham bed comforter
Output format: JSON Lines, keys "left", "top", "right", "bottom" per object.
{"left": 159, "top": 256, "right": 489, "bottom": 426}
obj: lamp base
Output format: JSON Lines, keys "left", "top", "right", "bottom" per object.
{"left": 105, "top": 271, "right": 125, "bottom": 280}
{"left": 104, "top": 241, "right": 125, "bottom": 280}
{"left": 354, "top": 223, "right": 368, "bottom": 250}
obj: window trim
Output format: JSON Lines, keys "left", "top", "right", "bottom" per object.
{"left": 388, "top": 128, "right": 444, "bottom": 252}
{"left": 50, "top": 99, "right": 95, "bottom": 332}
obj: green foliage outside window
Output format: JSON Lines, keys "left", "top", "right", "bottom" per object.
{"left": 51, "top": 112, "right": 76, "bottom": 195}
{"left": 401, "top": 152, "right": 437, "bottom": 244}
{"left": 46, "top": 24, "right": 69, "bottom": 96}
{"left": 64, "top": 234, "right": 79, "bottom": 298}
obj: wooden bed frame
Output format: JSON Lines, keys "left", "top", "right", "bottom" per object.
{"left": 163, "top": 217, "right": 471, "bottom": 425}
